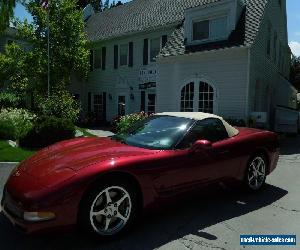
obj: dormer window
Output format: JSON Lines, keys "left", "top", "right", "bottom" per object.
{"left": 192, "top": 16, "right": 227, "bottom": 42}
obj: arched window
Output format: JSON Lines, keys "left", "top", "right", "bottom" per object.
{"left": 199, "top": 81, "right": 214, "bottom": 113}
{"left": 180, "top": 82, "right": 194, "bottom": 112}
{"left": 180, "top": 80, "right": 215, "bottom": 113}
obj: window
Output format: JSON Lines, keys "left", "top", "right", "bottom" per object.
{"left": 111, "top": 116, "right": 193, "bottom": 150}
{"left": 94, "top": 94, "right": 103, "bottom": 119}
{"left": 180, "top": 81, "right": 215, "bottom": 113}
{"left": 150, "top": 38, "right": 160, "bottom": 62}
{"left": 180, "top": 82, "right": 194, "bottom": 112}
{"left": 94, "top": 49, "right": 101, "bottom": 69}
{"left": 193, "top": 17, "right": 227, "bottom": 41}
{"left": 273, "top": 32, "right": 277, "bottom": 62}
{"left": 193, "top": 20, "right": 209, "bottom": 40}
{"left": 177, "top": 118, "right": 228, "bottom": 148}
{"left": 267, "top": 22, "right": 272, "bottom": 57}
{"left": 199, "top": 81, "right": 214, "bottom": 114}
{"left": 120, "top": 44, "right": 128, "bottom": 66}
{"left": 147, "top": 94, "right": 156, "bottom": 114}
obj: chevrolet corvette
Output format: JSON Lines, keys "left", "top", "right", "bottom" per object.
{"left": 1, "top": 112, "right": 279, "bottom": 238}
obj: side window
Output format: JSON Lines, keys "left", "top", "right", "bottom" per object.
{"left": 200, "top": 119, "right": 228, "bottom": 142}
{"left": 177, "top": 118, "right": 228, "bottom": 149}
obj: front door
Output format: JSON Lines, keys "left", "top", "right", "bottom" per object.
{"left": 118, "top": 95, "right": 126, "bottom": 116}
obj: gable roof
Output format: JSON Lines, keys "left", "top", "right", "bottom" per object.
{"left": 86, "top": 0, "right": 268, "bottom": 57}
{"left": 159, "top": 0, "right": 268, "bottom": 57}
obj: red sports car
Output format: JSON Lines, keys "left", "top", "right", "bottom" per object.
{"left": 1, "top": 112, "right": 279, "bottom": 238}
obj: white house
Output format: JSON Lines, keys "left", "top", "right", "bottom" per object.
{"left": 70, "top": 0, "right": 298, "bottom": 128}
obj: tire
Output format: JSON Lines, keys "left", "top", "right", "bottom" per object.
{"left": 243, "top": 155, "right": 267, "bottom": 192}
{"left": 78, "top": 178, "right": 138, "bottom": 239}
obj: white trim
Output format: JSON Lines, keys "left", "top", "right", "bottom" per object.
{"left": 157, "top": 45, "right": 249, "bottom": 62}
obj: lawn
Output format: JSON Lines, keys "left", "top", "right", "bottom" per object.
{"left": 0, "top": 128, "right": 94, "bottom": 162}
{"left": 0, "top": 140, "right": 36, "bottom": 162}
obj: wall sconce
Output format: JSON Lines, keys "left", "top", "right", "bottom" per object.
{"left": 130, "top": 93, "right": 135, "bottom": 100}
{"left": 109, "top": 93, "right": 113, "bottom": 100}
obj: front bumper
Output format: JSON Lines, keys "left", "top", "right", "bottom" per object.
{"left": 1, "top": 187, "right": 79, "bottom": 234}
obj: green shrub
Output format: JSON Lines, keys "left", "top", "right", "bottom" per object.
{"left": 0, "top": 108, "right": 36, "bottom": 140}
{"left": 0, "top": 92, "right": 23, "bottom": 109}
{"left": 20, "top": 116, "right": 75, "bottom": 148}
{"left": 114, "top": 112, "right": 149, "bottom": 134}
{"left": 36, "top": 89, "right": 81, "bottom": 123}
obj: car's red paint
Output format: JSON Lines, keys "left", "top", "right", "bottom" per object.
{"left": 1, "top": 126, "right": 279, "bottom": 234}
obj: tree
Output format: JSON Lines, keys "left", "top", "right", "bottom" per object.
{"left": 0, "top": 0, "right": 17, "bottom": 33}
{"left": 89, "top": 0, "right": 103, "bottom": 12}
{"left": 0, "top": 0, "right": 89, "bottom": 96}
{"left": 103, "top": 0, "right": 109, "bottom": 10}
{"left": 290, "top": 54, "right": 300, "bottom": 91}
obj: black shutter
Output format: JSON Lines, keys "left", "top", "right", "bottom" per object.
{"left": 88, "top": 92, "right": 92, "bottom": 112}
{"left": 114, "top": 45, "right": 118, "bottom": 69}
{"left": 140, "top": 91, "right": 146, "bottom": 111}
{"left": 102, "top": 47, "right": 106, "bottom": 70}
{"left": 143, "top": 39, "right": 148, "bottom": 65}
{"left": 90, "top": 50, "right": 94, "bottom": 71}
{"left": 129, "top": 42, "right": 133, "bottom": 67}
{"left": 162, "top": 35, "right": 168, "bottom": 48}
{"left": 103, "top": 92, "right": 107, "bottom": 121}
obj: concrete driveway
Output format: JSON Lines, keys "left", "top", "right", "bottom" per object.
{"left": 0, "top": 137, "right": 299, "bottom": 250}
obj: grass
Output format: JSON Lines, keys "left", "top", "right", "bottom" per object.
{"left": 0, "top": 140, "right": 36, "bottom": 162}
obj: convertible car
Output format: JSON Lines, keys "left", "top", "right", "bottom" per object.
{"left": 1, "top": 112, "right": 279, "bottom": 238}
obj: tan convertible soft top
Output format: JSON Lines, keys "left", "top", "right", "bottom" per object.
{"left": 155, "top": 112, "right": 239, "bottom": 138}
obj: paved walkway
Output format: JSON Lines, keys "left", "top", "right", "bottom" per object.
{"left": 86, "top": 129, "right": 115, "bottom": 137}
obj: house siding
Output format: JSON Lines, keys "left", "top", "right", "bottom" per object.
{"left": 157, "top": 48, "right": 249, "bottom": 120}
{"left": 248, "top": 0, "right": 297, "bottom": 126}
{"left": 69, "top": 27, "right": 175, "bottom": 121}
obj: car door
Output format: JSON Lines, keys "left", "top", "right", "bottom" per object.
{"left": 152, "top": 120, "right": 220, "bottom": 196}
{"left": 197, "top": 118, "right": 242, "bottom": 181}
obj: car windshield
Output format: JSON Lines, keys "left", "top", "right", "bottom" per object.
{"left": 111, "top": 116, "right": 193, "bottom": 150}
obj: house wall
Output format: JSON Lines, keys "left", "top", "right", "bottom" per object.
{"left": 156, "top": 47, "right": 249, "bottom": 120}
{"left": 248, "top": 0, "right": 297, "bottom": 127}
{"left": 69, "top": 26, "right": 176, "bottom": 121}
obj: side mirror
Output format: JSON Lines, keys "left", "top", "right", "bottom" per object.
{"left": 190, "top": 140, "right": 212, "bottom": 153}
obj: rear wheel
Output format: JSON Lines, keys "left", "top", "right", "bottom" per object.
{"left": 244, "top": 155, "right": 267, "bottom": 191}
{"left": 79, "top": 179, "right": 138, "bottom": 239}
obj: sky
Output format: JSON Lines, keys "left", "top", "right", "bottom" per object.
{"left": 14, "top": 0, "right": 300, "bottom": 56}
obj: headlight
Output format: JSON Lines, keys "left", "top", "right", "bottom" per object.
{"left": 23, "top": 211, "right": 56, "bottom": 222}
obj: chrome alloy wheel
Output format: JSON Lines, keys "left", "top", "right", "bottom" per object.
{"left": 89, "top": 186, "right": 132, "bottom": 235}
{"left": 247, "top": 156, "right": 266, "bottom": 190}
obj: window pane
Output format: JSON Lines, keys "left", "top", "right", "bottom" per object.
{"left": 94, "top": 49, "right": 101, "bottom": 69}
{"left": 198, "top": 82, "right": 214, "bottom": 113}
{"left": 120, "top": 44, "right": 128, "bottom": 66}
{"left": 150, "top": 38, "right": 160, "bottom": 62}
{"left": 210, "top": 17, "right": 227, "bottom": 39}
{"left": 180, "top": 82, "right": 194, "bottom": 112}
{"left": 193, "top": 20, "right": 209, "bottom": 41}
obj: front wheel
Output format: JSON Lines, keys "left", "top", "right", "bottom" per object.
{"left": 79, "top": 180, "right": 138, "bottom": 239}
{"left": 244, "top": 155, "right": 267, "bottom": 192}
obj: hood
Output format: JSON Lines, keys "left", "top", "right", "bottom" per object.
{"left": 19, "top": 137, "right": 156, "bottom": 178}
